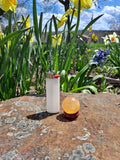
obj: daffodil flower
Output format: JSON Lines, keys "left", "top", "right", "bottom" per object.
{"left": 63, "top": 7, "right": 78, "bottom": 17}
{"left": 0, "top": 0, "right": 17, "bottom": 11}
{"left": 0, "top": 30, "right": 4, "bottom": 54}
{"left": 109, "top": 32, "right": 119, "bottom": 43}
{"left": 73, "top": 9, "right": 78, "bottom": 17}
{"left": 20, "top": 14, "right": 30, "bottom": 29}
{"left": 52, "top": 34, "right": 62, "bottom": 47}
{"left": 57, "top": 7, "right": 78, "bottom": 29}
{"left": 86, "top": 49, "right": 91, "bottom": 53}
{"left": 18, "top": 15, "right": 33, "bottom": 43}
{"left": 94, "top": 35, "right": 98, "bottom": 42}
{"left": 91, "top": 32, "right": 95, "bottom": 39}
{"left": 69, "top": 8, "right": 78, "bottom": 17}
{"left": 0, "top": 30, "right": 11, "bottom": 53}
{"left": 91, "top": 33, "right": 98, "bottom": 43}
{"left": 89, "top": 25, "right": 92, "bottom": 32}
{"left": 30, "top": 36, "right": 33, "bottom": 43}
{"left": 102, "top": 35, "right": 110, "bottom": 45}
{"left": 57, "top": 16, "right": 68, "bottom": 29}
{"left": 21, "top": 34, "right": 33, "bottom": 43}
{"left": 70, "top": 0, "right": 92, "bottom": 10}
{"left": 0, "top": 30, "right": 4, "bottom": 40}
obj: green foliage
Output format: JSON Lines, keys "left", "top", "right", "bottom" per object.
{"left": 0, "top": 31, "right": 33, "bottom": 100}
{"left": 0, "top": 12, "right": 33, "bottom": 100}
{"left": 102, "top": 32, "right": 120, "bottom": 76}
{"left": 95, "top": 65, "right": 118, "bottom": 76}
{"left": 0, "top": 0, "right": 106, "bottom": 100}
{"left": 61, "top": 61, "right": 103, "bottom": 94}
{"left": 93, "top": 76, "right": 113, "bottom": 92}
{"left": 72, "top": 41, "right": 88, "bottom": 71}
{"left": 109, "top": 43, "right": 120, "bottom": 76}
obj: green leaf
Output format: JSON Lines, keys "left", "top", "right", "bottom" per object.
{"left": 63, "top": 76, "right": 69, "bottom": 92}
{"left": 52, "top": 15, "right": 59, "bottom": 73}
{"left": 87, "top": 74, "right": 103, "bottom": 84}
{"left": 64, "top": 0, "right": 81, "bottom": 73}
{"left": 52, "top": 15, "right": 58, "bottom": 36}
{"left": 69, "top": 85, "right": 98, "bottom": 94}
{"left": 8, "top": 10, "right": 12, "bottom": 34}
{"left": 80, "top": 14, "right": 103, "bottom": 37}
{"left": 0, "top": 28, "right": 30, "bottom": 47}
{"left": 33, "top": 0, "right": 40, "bottom": 45}
{"left": 39, "top": 12, "right": 43, "bottom": 38}
{"left": 71, "top": 64, "right": 89, "bottom": 87}
{"left": 81, "top": 89, "right": 91, "bottom": 94}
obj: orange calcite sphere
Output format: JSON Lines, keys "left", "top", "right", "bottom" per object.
{"left": 62, "top": 96, "right": 80, "bottom": 114}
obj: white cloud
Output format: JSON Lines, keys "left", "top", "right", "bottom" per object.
{"left": 30, "top": 12, "right": 64, "bottom": 31}
{"left": 16, "top": 7, "right": 28, "bottom": 16}
{"left": 78, "top": 5, "right": 120, "bottom": 30}
{"left": 30, "top": 2, "right": 120, "bottom": 31}
{"left": 103, "top": 6, "right": 120, "bottom": 16}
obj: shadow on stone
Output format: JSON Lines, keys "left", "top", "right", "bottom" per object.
{"left": 26, "top": 94, "right": 45, "bottom": 97}
{"left": 56, "top": 113, "right": 72, "bottom": 122}
{"left": 27, "top": 111, "right": 56, "bottom": 120}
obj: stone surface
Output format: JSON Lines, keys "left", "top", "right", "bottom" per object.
{"left": 0, "top": 92, "right": 120, "bottom": 160}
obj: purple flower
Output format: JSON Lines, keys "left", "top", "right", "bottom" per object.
{"left": 93, "top": 49, "right": 110, "bottom": 65}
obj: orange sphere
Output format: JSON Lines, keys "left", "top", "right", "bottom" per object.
{"left": 62, "top": 96, "right": 80, "bottom": 114}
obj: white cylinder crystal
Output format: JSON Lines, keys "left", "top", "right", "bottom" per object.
{"left": 46, "top": 75, "right": 60, "bottom": 113}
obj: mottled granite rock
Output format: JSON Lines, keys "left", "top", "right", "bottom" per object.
{"left": 0, "top": 92, "right": 120, "bottom": 160}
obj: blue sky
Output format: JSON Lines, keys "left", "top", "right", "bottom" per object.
{"left": 16, "top": 0, "right": 120, "bottom": 31}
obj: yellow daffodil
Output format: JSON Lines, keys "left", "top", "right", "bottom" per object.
{"left": 91, "top": 33, "right": 98, "bottom": 43}
{"left": 0, "top": 30, "right": 4, "bottom": 40}
{"left": 67, "top": 7, "right": 78, "bottom": 17}
{"left": 0, "top": 30, "right": 4, "bottom": 54}
{"left": 18, "top": 15, "right": 33, "bottom": 43}
{"left": 0, "top": 30, "right": 11, "bottom": 53}
{"left": 20, "top": 14, "right": 30, "bottom": 28}
{"left": 91, "top": 32, "right": 95, "bottom": 39}
{"left": 63, "top": 7, "right": 78, "bottom": 17}
{"left": 89, "top": 14, "right": 93, "bottom": 32}
{"left": 52, "top": 34, "right": 62, "bottom": 47}
{"left": 29, "top": 36, "right": 33, "bottom": 43}
{"left": 0, "top": 0, "right": 17, "bottom": 11}
{"left": 44, "top": 50, "right": 49, "bottom": 55}
{"left": 57, "top": 16, "right": 68, "bottom": 29}
{"left": 63, "top": 7, "right": 72, "bottom": 16}
{"left": 89, "top": 25, "right": 92, "bottom": 32}
{"left": 70, "top": 0, "right": 92, "bottom": 10}
{"left": 86, "top": 49, "right": 91, "bottom": 52}
{"left": 94, "top": 35, "right": 98, "bottom": 42}
{"left": 21, "top": 34, "right": 33, "bottom": 43}
{"left": 57, "top": 8, "right": 77, "bottom": 28}
{"left": 73, "top": 9, "right": 78, "bottom": 17}
{"left": 7, "top": 40, "right": 11, "bottom": 50}
{"left": 57, "top": 7, "right": 78, "bottom": 29}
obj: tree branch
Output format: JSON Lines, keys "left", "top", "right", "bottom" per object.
{"left": 58, "top": 0, "right": 66, "bottom": 5}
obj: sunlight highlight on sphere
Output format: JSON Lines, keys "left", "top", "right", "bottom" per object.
{"left": 62, "top": 96, "right": 80, "bottom": 114}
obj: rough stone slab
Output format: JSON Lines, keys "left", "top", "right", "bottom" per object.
{"left": 0, "top": 92, "right": 120, "bottom": 160}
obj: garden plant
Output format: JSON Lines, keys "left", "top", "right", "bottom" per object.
{"left": 0, "top": 0, "right": 119, "bottom": 101}
{"left": 102, "top": 32, "right": 120, "bottom": 76}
